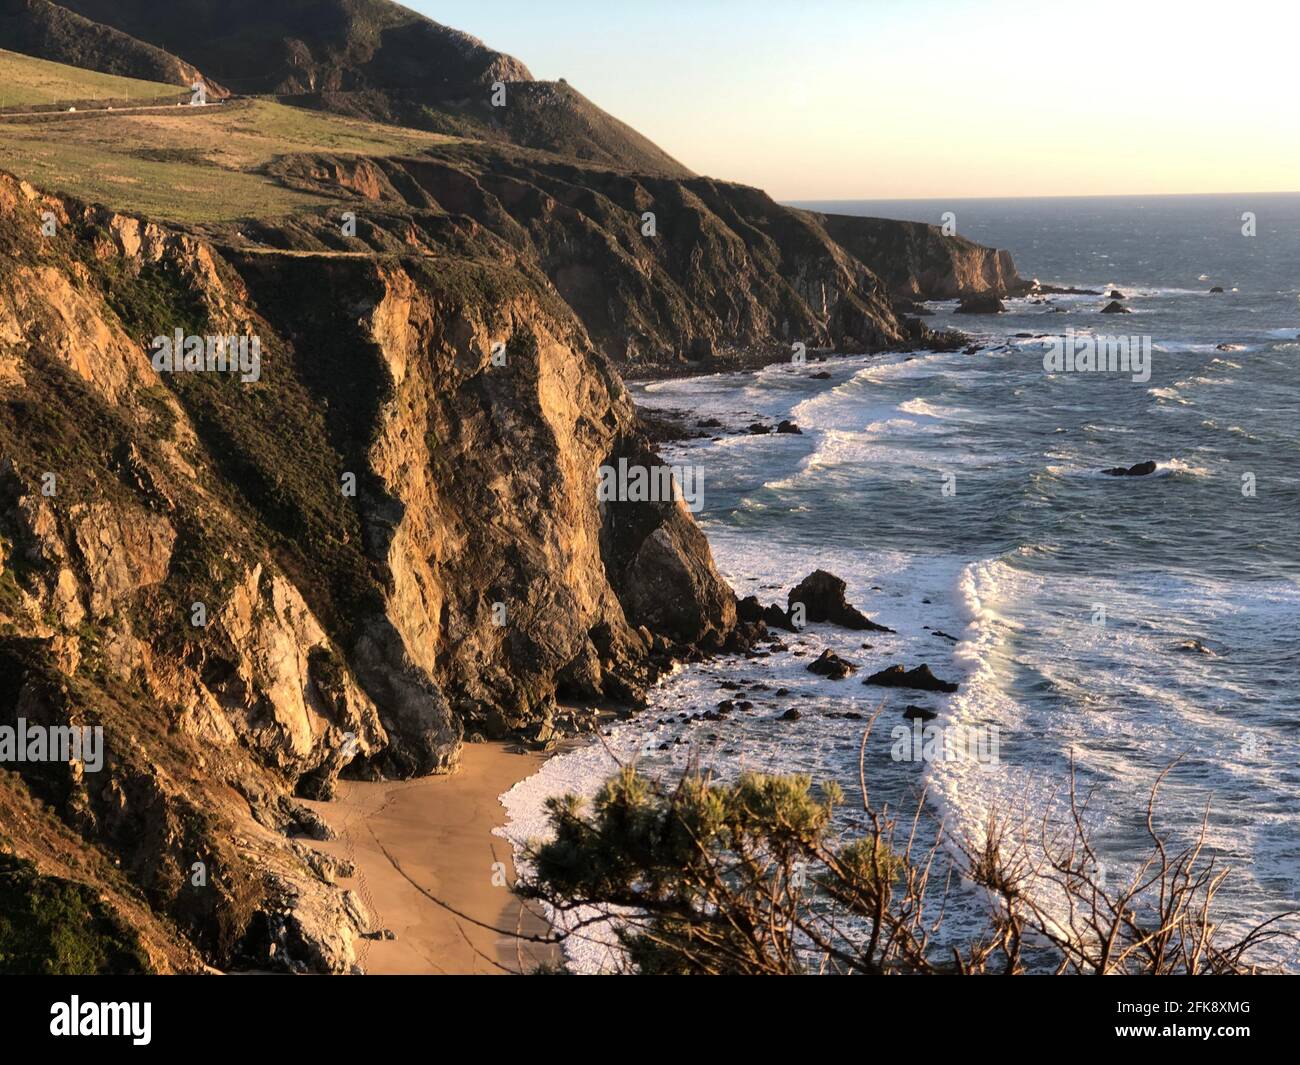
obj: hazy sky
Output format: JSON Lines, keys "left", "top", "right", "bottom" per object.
{"left": 409, "top": 0, "right": 1299, "bottom": 200}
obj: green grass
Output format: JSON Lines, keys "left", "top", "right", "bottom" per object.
{"left": 0, "top": 48, "right": 184, "bottom": 108}
{"left": 0, "top": 76, "right": 461, "bottom": 222}
{"left": 0, "top": 852, "right": 153, "bottom": 974}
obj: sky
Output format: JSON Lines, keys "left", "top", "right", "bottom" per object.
{"left": 407, "top": 0, "right": 1300, "bottom": 201}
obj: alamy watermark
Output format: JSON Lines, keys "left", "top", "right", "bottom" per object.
{"left": 1043, "top": 329, "right": 1151, "bottom": 383}
{"left": 151, "top": 330, "right": 262, "bottom": 383}
{"left": 0, "top": 717, "right": 103, "bottom": 772}
{"left": 597, "top": 458, "right": 704, "bottom": 513}
{"left": 890, "top": 720, "right": 1000, "bottom": 764}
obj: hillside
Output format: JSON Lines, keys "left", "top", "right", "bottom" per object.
{"left": 0, "top": 0, "right": 207, "bottom": 91}
{"left": 30, "top": 0, "right": 693, "bottom": 177}
{"left": 0, "top": 45, "right": 186, "bottom": 108}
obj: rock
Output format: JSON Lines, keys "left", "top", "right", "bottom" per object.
{"left": 809, "top": 371, "right": 832, "bottom": 380}
{"left": 775, "top": 420, "right": 803, "bottom": 434}
{"left": 954, "top": 294, "right": 1006, "bottom": 314}
{"left": 863, "top": 664, "right": 958, "bottom": 693}
{"left": 1209, "top": 286, "right": 1224, "bottom": 293}
{"left": 1100, "top": 300, "right": 1130, "bottom": 314}
{"left": 787, "top": 569, "right": 892, "bottom": 632}
{"left": 902, "top": 705, "right": 938, "bottom": 722}
{"left": 779, "top": 708, "right": 802, "bottom": 721}
{"left": 747, "top": 422, "right": 773, "bottom": 435}
{"left": 1108, "top": 289, "right": 1126, "bottom": 299}
{"left": 1100, "top": 460, "right": 1157, "bottom": 477}
{"left": 806, "top": 649, "right": 858, "bottom": 680}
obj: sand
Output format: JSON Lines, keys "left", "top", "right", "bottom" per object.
{"left": 305, "top": 742, "right": 559, "bottom": 975}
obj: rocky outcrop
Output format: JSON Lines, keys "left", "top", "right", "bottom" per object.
{"left": 1101, "top": 460, "right": 1157, "bottom": 477}
{"left": 788, "top": 570, "right": 892, "bottom": 632}
{"left": 0, "top": 168, "right": 736, "bottom": 971}
{"left": 812, "top": 213, "right": 1030, "bottom": 299}
{"left": 863, "top": 664, "right": 958, "bottom": 693}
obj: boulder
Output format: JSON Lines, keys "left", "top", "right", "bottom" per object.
{"left": 902, "top": 705, "right": 938, "bottom": 722}
{"left": 776, "top": 420, "right": 803, "bottom": 434}
{"left": 1101, "top": 460, "right": 1157, "bottom": 477}
{"left": 1209, "top": 286, "right": 1224, "bottom": 293}
{"left": 806, "top": 649, "right": 858, "bottom": 680}
{"left": 787, "top": 569, "right": 892, "bottom": 632}
{"left": 954, "top": 294, "right": 1006, "bottom": 314}
{"left": 863, "top": 664, "right": 958, "bottom": 693}
{"left": 1100, "top": 300, "right": 1130, "bottom": 314}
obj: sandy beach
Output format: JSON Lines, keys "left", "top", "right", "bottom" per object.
{"left": 305, "top": 742, "right": 559, "bottom": 975}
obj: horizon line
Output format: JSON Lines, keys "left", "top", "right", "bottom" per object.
{"left": 783, "top": 189, "right": 1300, "bottom": 204}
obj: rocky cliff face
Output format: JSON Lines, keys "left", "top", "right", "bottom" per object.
{"left": 0, "top": 169, "right": 736, "bottom": 971}
{"left": 813, "top": 212, "right": 1029, "bottom": 299}
{"left": 221, "top": 147, "right": 978, "bottom": 374}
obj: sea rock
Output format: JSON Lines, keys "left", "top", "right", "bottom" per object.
{"left": 747, "top": 422, "right": 773, "bottom": 434}
{"left": 779, "top": 708, "right": 802, "bottom": 721}
{"left": 902, "top": 705, "right": 938, "bottom": 722}
{"left": 1100, "top": 300, "right": 1130, "bottom": 314}
{"left": 955, "top": 294, "right": 1006, "bottom": 314}
{"left": 776, "top": 420, "right": 803, "bottom": 434}
{"left": 1209, "top": 286, "right": 1224, "bottom": 293}
{"left": 806, "top": 649, "right": 858, "bottom": 680}
{"left": 863, "top": 664, "right": 958, "bottom": 693}
{"left": 787, "top": 569, "right": 892, "bottom": 632}
{"left": 1101, "top": 460, "right": 1157, "bottom": 477}
{"left": 1108, "top": 289, "right": 1126, "bottom": 299}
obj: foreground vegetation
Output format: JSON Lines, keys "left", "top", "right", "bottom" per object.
{"left": 511, "top": 718, "right": 1295, "bottom": 975}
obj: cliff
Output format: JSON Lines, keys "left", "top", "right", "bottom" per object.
{"left": 813, "top": 212, "right": 1030, "bottom": 298}
{"left": 0, "top": 169, "right": 736, "bottom": 971}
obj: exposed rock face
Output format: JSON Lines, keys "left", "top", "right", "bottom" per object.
{"left": 0, "top": 169, "right": 735, "bottom": 971}
{"left": 813, "top": 213, "right": 1030, "bottom": 298}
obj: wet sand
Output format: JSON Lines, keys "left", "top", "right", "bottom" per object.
{"left": 306, "top": 742, "right": 559, "bottom": 975}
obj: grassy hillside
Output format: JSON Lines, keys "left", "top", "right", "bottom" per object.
{"left": 0, "top": 93, "right": 457, "bottom": 221}
{"left": 0, "top": 46, "right": 184, "bottom": 107}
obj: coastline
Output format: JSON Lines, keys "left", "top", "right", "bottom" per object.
{"left": 306, "top": 742, "right": 561, "bottom": 975}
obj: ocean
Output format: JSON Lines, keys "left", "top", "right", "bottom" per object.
{"left": 499, "top": 193, "right": 1300, "bottom": 972}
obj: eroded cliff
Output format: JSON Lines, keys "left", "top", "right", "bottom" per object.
{"left": 0, "top": 169, "right": 736, "bottom": 971}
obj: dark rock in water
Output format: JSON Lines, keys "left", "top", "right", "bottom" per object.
{"left": 1108, "top": 289, "right": 1126, "bottom": 299}
{"left": 775, "top": 687, "right": 790, "bottom": 696}
{"left": 779, "top": 708, "right": 802, "bottom": 721}
{"left": 698, "top": 416, "right": 723, "bottom": 428}
{"left": 807, "top": 649, "right": 858, "bottom": 680}
{"left": 902, "top": 705, "right": 938, "bottom": 722}
{"left": 963, "top": 344, "right": 981, "bottom": 354}
{"left": 864, "top": 664, "right": 958, "bottom": 693}
{"left": 955, "top": 294, "right": 1006, "bottom": 314}
{"left": 776, "top": 419, "right": 803, "bottom": 434}
{"left": 809, "top": 371, "right": 832, "bottom": 379}
{"left": 787, "top": 569, "right": 893, "bottom": 632}
{"left": 1100, "top": 300, "right": 1130, "bottom": 314}
{"left": 736, "top": 595, "right": 765, "bottom": 623}
{"left": 1101, "top": 460, "right": 1157, "bottom": 477}
{"left": 1209, "top": 286, "right": 1224, "bottom": 293}
{"left": 747, "top": 422, "right": 772, "bottom": 434}
{"left": 932, "top": 630, "right": 959, "bottom": 642}
{"left": 1015, "top": 332, "right": 1034, "bottom": 338}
